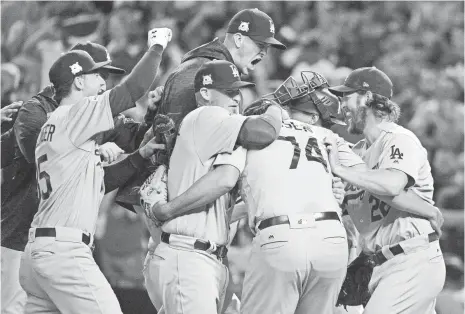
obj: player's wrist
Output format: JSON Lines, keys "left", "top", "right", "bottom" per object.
{"left": 153, "top": 201, "right": 170, "bottom": 221}
{"left": 138, "top": 146, "right": 150, "bottom": 159}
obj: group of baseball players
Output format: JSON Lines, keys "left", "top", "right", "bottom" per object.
{"left": 1, "top": 7, "right": 446, "bottom": 314}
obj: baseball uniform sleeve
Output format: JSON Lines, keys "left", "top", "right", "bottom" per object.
{"left": 13, "top": 99, "right": 48, "bottom": 163}
{"left": 213, "top": 146, "right": 247, "bottom": 173}
{"left": 336, "top": 136, "right": 365, "bottom": 168}
{"left": 66, "top": 90, "right": 115, "bottom": 147}
{"left": 379, "top": 133, "right": 422, "bottom": 187}
{"left": 194, "top": 107, "right": 247, "bottom": 164}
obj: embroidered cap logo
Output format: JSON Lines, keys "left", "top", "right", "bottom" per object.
{"left": 69, "top": 62, "right": 83, "bottom": 75}
{"left": 203, "top": 74, "right": 213, "bottom": 86}
{"left": 238, "top": 21, "right": 250, "bottom": 32}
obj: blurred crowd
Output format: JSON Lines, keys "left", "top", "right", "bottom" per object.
{"left": 1, "top": 1, "right": 463, "bottom": 313}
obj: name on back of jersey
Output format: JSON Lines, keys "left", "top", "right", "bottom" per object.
{"left": 38, "top": 124, "right": 56, "bottom": 144}
{"left": 282, "top": 120, "right": 313, "bottom": 133}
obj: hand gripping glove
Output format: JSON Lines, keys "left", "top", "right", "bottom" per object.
{"left": 336, "top": 252, "right": 376, "bottom": 309}
{"left": 139, "top": 164, "right": 168, "bottom": 227}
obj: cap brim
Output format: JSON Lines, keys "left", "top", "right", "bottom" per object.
{"left": 328, "top": 85, "right": 358, "bottom": 97}
{"left": 101, "top": 64, "right": 126, "bottom": 75}
{"left": 224, "top": 81, "right": 256, "bottom": 89}
{"left": 86, "top": 60, "right": 111, "bottom": 73}
{"left": 250, "top": 35, "right": 287, "bottom": 50}
{"left": 330, "top": 117, "right": 347, "bottom": 126}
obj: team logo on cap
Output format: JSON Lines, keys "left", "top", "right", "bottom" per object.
{"left": 203, "top": 75, "right": 213, "bottom": 85}
{"left": 69, "top": 62, "right": 83, "bottom": 75}
{"left": 238, "top": 21, "right": 249, "bottom": 32}
{"left": 230, "top": 65, "right": 239, "bottom": 78}
{"left": 269, "top": 20, "right": 275, "bottom": 34}
{"left": 362, "top": 82, "right": 369, "bottom": 88}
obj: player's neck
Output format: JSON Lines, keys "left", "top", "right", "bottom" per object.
{"left": 60, "top": 91, "right": 85, "bottom": 107}
{"left": 363, "top": 114, "right": 383, "bottom": 146}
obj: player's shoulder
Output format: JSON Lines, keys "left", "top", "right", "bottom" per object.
{"left": 380, "top": 122, "right": 425, "bottom": 149}
{"left": 193, "top": 106, "right": 230, "bottom": 120}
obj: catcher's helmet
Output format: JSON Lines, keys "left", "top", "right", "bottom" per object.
{"left": 263, "top": 71, "right": 346, "bottom": 128}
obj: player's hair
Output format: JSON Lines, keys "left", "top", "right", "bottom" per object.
{"left": 357, "top": 90, "right": 400, "bottom": 122}
{"left": 53, "top": 81, "right": 73, "bottom": 104}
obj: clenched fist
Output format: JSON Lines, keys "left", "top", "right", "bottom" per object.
{"left": 148, "top": 28, "right": 172, "bottom": 50}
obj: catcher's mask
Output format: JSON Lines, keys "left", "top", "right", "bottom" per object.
{"left": 263, "top": 71, "right": 346, "bottom": 128}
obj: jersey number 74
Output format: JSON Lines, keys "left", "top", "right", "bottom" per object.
{"left": 278, "top": 136, "right": 328, "bottom": 172}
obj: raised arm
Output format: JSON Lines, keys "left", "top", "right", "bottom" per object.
{"left": 107, "top": 28, "right": 171, "bottom": 117}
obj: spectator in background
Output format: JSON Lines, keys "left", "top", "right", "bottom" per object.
{"left": 436, "top": 157, "right": 465, "bottom": 211}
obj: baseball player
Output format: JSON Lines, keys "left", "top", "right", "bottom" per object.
{"left": 157, "top": 8, "right": 286, "bottom": 128}
{"left": 18, "top": 28, "right": 172, "bottom": 314}
{"left": 326, "top": 67, "right": 446, "bottom": 314}
{"left": 1, "top": 40, "right": 164, "bottom": 314}
{"left": 138, "top": 60, "right": 285, "bottom": 314}
{"left": 235, "top": 71, "right": 368, "bottom": 314}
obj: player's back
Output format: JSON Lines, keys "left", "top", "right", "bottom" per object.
{"left": 240, "top": 119, "right": 340, "bottom": 222}
{"left": 32, "top": 92, "right": 114, "bottom": 234}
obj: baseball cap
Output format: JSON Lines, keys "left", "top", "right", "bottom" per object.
{"left": 329, "top": 67, "right": 393, "bottom": 99}
{"left": 226, "top": 8, "right": 286, "bottom": 50}
{"left": 49, "top": 50, "right": 109, "bottom": 87}
{"left": 194, "top": 60, "right": 255, "bottom": 92}
{"left": 70, "top": 42, "right": 126, "bottom": 74}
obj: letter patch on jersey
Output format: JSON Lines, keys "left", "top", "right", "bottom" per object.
{"left": 389, "top": 145, "right": 404, "bottom": 164}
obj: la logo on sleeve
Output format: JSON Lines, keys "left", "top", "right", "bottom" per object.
{"left": 389, "top": 145, "right": 403, "bottom": 163}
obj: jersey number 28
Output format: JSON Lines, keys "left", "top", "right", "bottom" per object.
{"left": 37, "top": 154, "right": 53, "bottom": 200}
{"left": 278, "top": 136, "right": 328, "bottom": 171}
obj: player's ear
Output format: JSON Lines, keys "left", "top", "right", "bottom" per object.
{"left": 199, "top": 87, "right": 211, "bottom": 102}
{"left": 233, "top": 33, "right": 244, "bottom": 49}
{"left": 73, "top": 75, "right": 85, "bottom": 91}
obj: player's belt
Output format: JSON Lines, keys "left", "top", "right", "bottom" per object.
{"left": 34, "top": 228, "right": 91, "bottom": 245}
{"left": 258, "top": 212, "right": 340, "bottom": 231}
{"left": 161, "top": 232, "right": 228, "bottom": 260}
{"left": 372, "top": 232, "right": 440, "bottom": 266}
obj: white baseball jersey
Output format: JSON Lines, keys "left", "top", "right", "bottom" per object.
{"left": 240, "top": 118, "right": 364, "bottom": 231}
{"left": 343, "top": 121, "right": 435, "bottom": 253}
{"left": 32, "top": 91, "right": 114, "bottom": 234}
{"left": 163, "top": 106, "right": 247, "bottom": 246}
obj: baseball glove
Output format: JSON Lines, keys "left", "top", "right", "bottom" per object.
{"left": 243, "top": 99, "right": 278, "bottom": 116}
{"left": 151, "top": 114, "right": 176, "bottom": 166}
{"left": 139, "top": 164, "right": 168, "bottom": 227}
{"left": 336, "top": 252, "right": 376, "bottom": 309}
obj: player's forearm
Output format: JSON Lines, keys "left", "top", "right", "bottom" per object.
{"left": 100, "top": 117, "right": 149, "bottom": 152}
{"left": 374, "top": 189, "right": 437, "bottom": 220}
{"left": 237, "top": 105, "right": 282, "bottom": 149}
{"left": 156, "top": 165, "right": 239, "bottom": 221}
{"left": 103, "top": 151, "right": 146, "bottom": 193}
{"left": 109, "top": 44, "right": 164, "bottom": 116}
{"left": 332, "top": 166, "right": 408, "bottom": 196}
